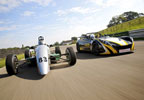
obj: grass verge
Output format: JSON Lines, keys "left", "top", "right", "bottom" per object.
{"left": 0, "top": 53, "right": 24, "bottom": 68}
{"left": 99, "top": 17, "right": 144, "bottom": 35}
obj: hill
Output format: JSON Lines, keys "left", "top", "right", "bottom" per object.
{"left": 99, "top": 17, "right": 144, "bottom": 35}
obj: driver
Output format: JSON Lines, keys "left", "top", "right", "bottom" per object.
{"left": 89, "top": 34, "right": 95, "bottom": 40}
{"left": 38, "top": 36, "right": 45, "bottom": 45}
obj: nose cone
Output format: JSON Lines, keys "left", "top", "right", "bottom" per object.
{"left": 36, "top": 45, "right": 50, "bottom": 75}
{"left": 38, "top": 63, "right": 50, "bottom": 75}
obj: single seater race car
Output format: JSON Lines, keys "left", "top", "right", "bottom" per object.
{"left": 76, "top": 34, "right": 135, "bottom": 55}
{"left": 5, "top": 36, "right": 77, "bottom": 76}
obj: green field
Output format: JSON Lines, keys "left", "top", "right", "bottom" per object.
{"left": 0, "top": 54, "right": 24, "bottom": 68}
{"left": 99, "top": 17, "right": 144, "bottom": 35}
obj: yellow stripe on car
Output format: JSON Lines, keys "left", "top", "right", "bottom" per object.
{"left": 131, "top": 42, "right": 135, "bottom": 51}
{"left": 100, "top": 43, "right": 118, "bottom": 55}
{"left": 105, "top": 44, "right": 118, "bottom": 54}
{"left": 100, "top": 47, "right": 111, "bottom": 55}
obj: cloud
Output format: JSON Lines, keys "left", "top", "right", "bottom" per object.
{"left": 57, "top": 14, "right": 106, "bottom": 36}
{"left": 0, "top": 20, "right": 13, "bottom": 25}
{"left": 22, "top": 11, "right": 35, "bottom": 16}
{"left": 70, "top": 7, "right": 99, "bottom": 14}
{"left": 0, "top": 21, "right": 5, "bottom": 24}
{"left": 51, "top": 1, "right": 56, "bottom": 7}
{"left": 0, "top": 0, "right": 20, "bottom": 12}
{"left": 87, "top": 0, "right": 104, "bottom": 6}
{"left": 70, "top": 7, "right": 91, "bottom": 14}
{"left": 56, "top": 7, "right": 100, "bottom": 16}
{"left": 22, "top": 0, "right": 53, "bottom": 6}
{"left": 0, "top": 0, "right": 53, "bottom": 13}
{"left": 0, "top": 25, "right": 17, "bottom": 31}
{"left": 87, "top": 0, "right": 144, "bottom": 9}
{"left": 56, "top": 10, "right": 68, "bottom": 16}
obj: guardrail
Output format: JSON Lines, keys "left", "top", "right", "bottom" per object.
{"left": 129, "top": 29, "right": 144, "bottom": 38}
{"left": 107, "top": 28, "right": 144, "bottom": 38}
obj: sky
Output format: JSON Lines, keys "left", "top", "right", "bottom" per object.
{"left": 0, "top": 0, "right": 144, "bottom": 48}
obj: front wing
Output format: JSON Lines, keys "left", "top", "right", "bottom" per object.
{"left": 99, "top": 41, "right": 135, "bottom": 55}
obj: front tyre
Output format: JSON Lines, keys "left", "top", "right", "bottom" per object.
{"left": 91, "top": 42, "right": 99, "bottom": 55}
{"left": 66, "top": 47, "right": 77, "bottom": 66}
{"left": 6, "top": 54, "right": 18, "bottom": 75}
{"left": 76, "top": 43, "right": 81, "bottom": 53}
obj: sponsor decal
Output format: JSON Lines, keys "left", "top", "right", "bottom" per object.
{"left": 119, "top": 48, "right": 130, "bottom": 53}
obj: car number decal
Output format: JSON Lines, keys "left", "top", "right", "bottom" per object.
{"left": 39, "top": 57, "right": 48, "bottom": 63}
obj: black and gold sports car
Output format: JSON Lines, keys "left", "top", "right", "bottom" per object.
{"left": 76, "top": 34, "right": 134, "bottom": 55}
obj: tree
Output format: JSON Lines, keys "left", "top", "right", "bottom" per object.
{"left": 54, "top": 42, "right": 59, "bottom": 46}
{"left": 25, "top": 46, "right": 30, "bottom": 49}
{"left": 139, "top": 13, "right": 144, "bottom": 17}
{"left": 107, "top": 16, "right": 120, "bottom": 27}
{"left": 71, "top": 37, "right": 77, "bottom": 41}
{"left": 107, "top": 11, "right": 144, "bottom": 27}
{"left": 71, "top": 37, "right": 77, "bottom": 44}
{"left": 122, "top": 11, "right": 139, "bottom": 21}
{"left": 22, "top": 44, "right": 24, "bottom": 48}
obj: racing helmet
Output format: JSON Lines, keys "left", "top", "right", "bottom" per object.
{"left": 38, "top": 36, "right": 45, "bottom": 45}
{"left": 90, "top": 34, "right": 95, "bottom": 40}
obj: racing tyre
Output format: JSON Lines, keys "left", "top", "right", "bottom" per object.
{"left": 76, "top": 43, "right": 81, "bottom": 53}
{"left": 92, "top": 42, "right": 99, "bottom": 55}
{"left": 6, "top": 54, "right": 18, "bottom": 75}
{"left": 66, "top": 47, "right": 77, "bottom": 66}
{"left": 25, "top": 49, "right": 30, "bottom": 59}
{"left": 55, "top": 46, "right": 61, "bottom": 56}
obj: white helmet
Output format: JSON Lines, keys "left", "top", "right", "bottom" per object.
{"left": 90, "top": 34, "right": 95, "bottom": 40}
{"left": 38, "top": 36, "right": 45, "bottom": 45}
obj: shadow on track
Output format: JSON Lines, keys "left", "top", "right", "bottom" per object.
{"left": 0, "top": 62, "right": 44, "bottom": 80}
{"left": 0, "top": 62, "right": 73, "bottom": 80}
{"left": 16, "top": 62, "right": 72, "bottom": 80}
{"left": 76, "top": 52, "right": 133, "bottom": 60}
{"left": 0, "top": 74, "right": 10, "bottom": 78}
{"left": 16, "top": 62, "right": 44, "bottom": 80}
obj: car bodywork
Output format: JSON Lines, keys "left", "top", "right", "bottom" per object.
{"left": 76, "top": 34, "right": 135, "bottom": 55}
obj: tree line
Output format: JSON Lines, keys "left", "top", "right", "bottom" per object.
{"left": 107, "top": 11, "right": 144, "bottom": 27}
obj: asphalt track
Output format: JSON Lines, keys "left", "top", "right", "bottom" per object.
{"left": 0, "top": 41, "right": 144, "bottom": 100}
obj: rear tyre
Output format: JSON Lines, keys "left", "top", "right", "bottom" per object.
{"left": 66, "top": 47, "right": 77, "bottom": 66}
{"left": 6, "top": 54, "right": 18, "bottom": 75}
{"left": 55, "top": 46, "right": 61, "bottom": 56}
{"left": 25, "top": 49, "right": 30, "bottom": 59}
